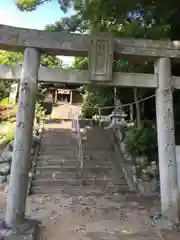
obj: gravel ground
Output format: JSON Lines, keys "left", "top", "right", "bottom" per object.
{"left": 0, "top": 188, "right": 161, "bottom": 240}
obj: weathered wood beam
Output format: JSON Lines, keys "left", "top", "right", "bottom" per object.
{"left": 1, "top": 24, "right": 180, "bottom": 61}
{"left": 0, "top": 64, "right": 157, "bottom": 88}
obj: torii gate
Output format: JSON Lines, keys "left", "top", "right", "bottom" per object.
{"left": 0, "top": 24, "right": 180, "bottom": 229}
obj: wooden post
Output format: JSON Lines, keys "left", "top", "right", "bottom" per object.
{"left": 5, "top": 48, "right": 40, "bottom": 227}
{"left": 55, "top": 89, "right": 58, "bottom": 103}
{"left": 130, "top": 104, "right": 133, "bottom": 122}
{"left": 155, "top": 58, "right": 179, "bottom": 222}
{"left": 9, "top": 83, "right": 18, "bottom": 104}
{"left": 70, "top": 90, "right": 72, "bottom": 104}
{"left": 133, "top": 88, "right": 141, "bottom": 128}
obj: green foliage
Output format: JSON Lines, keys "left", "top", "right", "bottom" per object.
{"left": 0, "top": 122, "right": 14, "bottom": 142}
{"left": 0, "top": 48, "right": 61, "bottom": 69}
{"left": 0, "top": 51, "right": 23, "bottom": 66}
{"left": 0, "top": 81, "right": 11, "bottom": 101}
{"left": 73, "top": 57, "right": 88, "bottom": 70}
{"left": 15, "top": 0, "right": 74, "bottom": 12}
{"left": 35, "top": 102, "right": 45, "bottom": 121}
{"left": 40, "top": 54, "right": 62, "bottom": 68}
{"left": 81, "top": 85, "right": 114, "bottom": 117}
{"left": 15, "top": 0, "right": 50, "bottom": 11}
{"left": 0, "top": 98, "right": 10, "bottom": 107}
{"left": 124, "top": 125, "right": 158, "bottom": 163}
{"left": 4, "top": 125, "right": 14, "bottom": 142}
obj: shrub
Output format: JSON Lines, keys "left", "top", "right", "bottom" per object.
{"left": 0, "top": 122, "right": 14, "bottom": 142}
{"left": 35, "top": 102, "right": 45, "bottom": 122}
{"left": 124, "top": 125, "right": 158, "bottom": 164}
{"left": 0, "top": 98, "right": 10, "bottom": 107}
{"left": 81, "top": 85, "right": 114, "bottom": 118}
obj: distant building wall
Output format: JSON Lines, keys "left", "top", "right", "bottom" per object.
{"left": 72, "top": 91, "right": 83, "bottom": 104}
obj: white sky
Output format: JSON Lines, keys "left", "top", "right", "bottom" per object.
{"left": 0, "top": 0, "right": 75, "bottom": 66}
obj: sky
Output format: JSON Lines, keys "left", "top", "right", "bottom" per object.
{"left": 0, "top": 0, "right": 75, "bottom": 65}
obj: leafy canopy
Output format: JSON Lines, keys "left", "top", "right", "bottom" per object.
{"left": 15, "top": 0, "right": 180, "bottom": 40}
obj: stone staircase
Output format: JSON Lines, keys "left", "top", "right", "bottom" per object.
{"left": 81, "top": 127, "right": 128, "bottom": 191}
{"left": 31, "top": 122, "right": 128, "bottom": 194}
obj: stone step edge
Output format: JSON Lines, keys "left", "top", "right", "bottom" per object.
{"left": 30, "top": 186, "right": 130, "bottom": 194}
{"left": 35, "top": 165, "right": 113, "bottom": 169}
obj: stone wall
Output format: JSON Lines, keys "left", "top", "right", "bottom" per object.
{"left": 113, "top": 129, "right": 159, "bottom": 197}
{"left": 113, "top": 130, "right": 138, "bottom": 193}
{"left": 0, "top": 122, "right": 43, "bottom": 194}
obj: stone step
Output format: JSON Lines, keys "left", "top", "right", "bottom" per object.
{"left": 31, "top": 184, "right": 129, "bottom": 194}
{"left": 32, "top": 178, "right": 126, "bottom": 187}
{"left": 43, "top": 128, "right": 72, "bottom": 133}
{"left": 35, "top": 165, "right": 116, "bottom": 173}
{"left": 40, "top": 146, "right": 78, "bottom": 150}
{"left": 42, "top": 133, "right": 75, "bottom": 137}
{"left": 41, "top": 139, "right": 77, "bottom": 143}
{"left": 33, "top": 170, "right": 125, "bottom": 180}
{"left": 82, "top": 134, "right": 111, "bottom": 138}
{"left": 114, "top": 231, "right": 159, "bottom": 240}
{"left": 37, "top": 155, "right": 76, "bottom": 160}
{"left": 33, "top": 172, "right": 81, "bottom": 179}
{"left": 37, "top": 155, "right": 112, "bottom": 162}
{"left": 39, "top": 150, "right": 78, "bottom": 158}
{"left": 41, "top": 135, "right": 75, "bottom": 140}
{"left": 83, "top": 155, "right": 114, "bottom": 161}
{"left": 42, "top": 133, "right": 74, "bottom": 137}
{"left": 83, "top": 146, "right": 113, "bottom": 150}
{"left": 32, "top": 178, "right": 82, "bottom": 186}
{"left": 83, "top": 137, "right": 111, "bottom": 142}
{"left": 39, "top": 148, "right": 78, "bottom": 154}
{"left": 36, "top": 160, "right": 80, "bottom": 167}
{"left": 40, "top": 142, "right": 78, "bottom": 148}
{"left": 32, "top": 126, "right": 128, "bottom": 195}
{"left": 83, "top": 150, "right": 114, "bottom": 156}
{"left": 35, "top": 166, "right": 81, "bottom": 173}
{"left": 41, "top": 139, "right": 77, "bottom": 144}
{"left": 36, "top": 162, "right": 113, "bottom": 169}
{"left": 36, "top": 160, "right": 113, "bottom": 168}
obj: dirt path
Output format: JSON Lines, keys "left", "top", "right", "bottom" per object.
{"left": 29, "top": 190, "right": 159, "bottom": 240}
{"left": 0, "top": 105, "right": 179, "bottom": 239}
{"left": 0, "top": 189, "right": 178, "bottom": 240}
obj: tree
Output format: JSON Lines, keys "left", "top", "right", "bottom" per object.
{"left": 14, "top": 0, "right": 179, "bottom": 39}
{"left": 14, "top": 0, "right": 180, "bottom": 128}
{"left": 0, "top": 50, "right": 23, "bottom": 66}
{"left": 0, "top": 49, "right": 62, "bottom": 106}
{"left": 40, "top": 54, "right": 62, "bottom": 67}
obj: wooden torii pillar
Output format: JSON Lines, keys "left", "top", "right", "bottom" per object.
{"left": 5, "top": 48, "right": 40, "bottom": 227}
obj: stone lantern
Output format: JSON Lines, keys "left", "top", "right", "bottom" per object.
{"left": 106, "top": 99, "right": 127, "bottom": 141}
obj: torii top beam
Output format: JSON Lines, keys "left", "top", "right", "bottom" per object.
{"left": 0, "top": 24, "right": 180, "bottom": 62}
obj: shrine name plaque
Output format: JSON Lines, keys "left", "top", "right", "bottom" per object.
{"left": 89, "top": 33, "right": 114, "bottom": 82}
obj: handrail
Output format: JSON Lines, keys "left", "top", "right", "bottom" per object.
{"left": 73, "top": 113, "right": 84, "bottom": 175}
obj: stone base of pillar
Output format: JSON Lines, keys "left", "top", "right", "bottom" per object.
{"left": 150, "top": 213, "right": 180, "bottom": 230}
{"left": 0, "top": 218, "right": 40, "bottom": 239}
